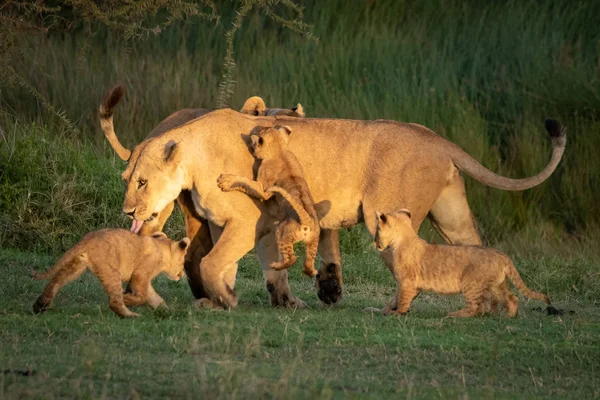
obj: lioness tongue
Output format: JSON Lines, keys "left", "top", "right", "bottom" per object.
{"left": 130, "top": 219, "right": 143, "bottom": 234}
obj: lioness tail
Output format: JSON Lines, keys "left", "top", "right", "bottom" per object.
{"left": 99, "top": 84, "right": 131, "bottom": 161}
{"left": 266, "top": 186, "right": 314, "bottom": 227}
{"left": 449, "top": 119, "right": 566, "bottom": 191}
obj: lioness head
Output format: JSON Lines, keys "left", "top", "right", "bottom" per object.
{"left": 153, "top": 232, "right": 190, "bottom": 280}
{"left": 249, "top": 125, "right": 292, "bottom": 160}
{"left": 123, "top": 139, "right": 188, "bottom": 233}
{"left": 374, "top": 209, "right": 413, "bottom": 251}
{"left": 241, "top": 96, "right": 305, "bottom": 117}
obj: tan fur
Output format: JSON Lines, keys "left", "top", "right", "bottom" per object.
{"left": 374, "top": 210, "right": 551, "bottom": 318}
{"left": 240, "top": 96, "right": 305, "bottom": 117}
{"left": 217, "top": 126, "right": 320, "bottom": 277}
{"left": 113, "top": 103, "right": 565, "bottom": 309}
{"left": 98, "top": 85, "right": 306, "bottom": 306}
{"left": 32, "top": 229, "right": 190, "bottom": 318}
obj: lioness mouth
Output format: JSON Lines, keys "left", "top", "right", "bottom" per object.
{"left": 129, "top": 213, "right": 158, "bottom": 234}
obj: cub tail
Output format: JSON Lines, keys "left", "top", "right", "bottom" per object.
{"left": 265, "top": 186, "right": 314, "bottom": 228}
{"left": 505, "top": 262, "right": 551, "bottom": 305}
{"left": 32, "top": 250, "right": 89, "bottom": 281}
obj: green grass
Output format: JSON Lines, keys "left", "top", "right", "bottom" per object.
{"left": 1, "top": 248, "right": 599, "bottom": 399}
{"left": 1, "top": 0, "right": 600, "bottom": 247}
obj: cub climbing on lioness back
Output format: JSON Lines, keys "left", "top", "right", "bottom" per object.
{"left": 217, "top": 125, "right": 320, "bottom": 277}
{"left": 32, "top": 229, "right": 190, "bottom": 318}
{"left": 374, "top": 210, "right": 551, "bottom": 318}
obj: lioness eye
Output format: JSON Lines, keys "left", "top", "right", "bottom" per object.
{"left": 138, "top": 179, "right": 147, "bottom": 189}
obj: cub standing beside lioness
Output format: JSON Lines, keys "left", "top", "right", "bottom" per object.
{"left": 32, "top": 229, "right": 190, "bottom": 318}
{"left": 217, "top": 125, "right": 320, "bottom": 277}
{"left": 374, "top": 210, "right": 551, "bottom": 317}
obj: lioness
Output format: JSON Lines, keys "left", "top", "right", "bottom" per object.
{"left": 374, "top": 210, "right": 551, "bottom": 317}
{"left": 32, "top": 229, "right": 190, "bottom": 317}
{"left": 217, "top": 125, "right": 320, "bottom": 277}
{"left": 99, "top": 85, "right": 306, "bottom": 301}
{"left": 241, "top": 96, "right": 305, "bottom": 117}
{"left": 114, "top": 100, "right": 565, "bottom": 309}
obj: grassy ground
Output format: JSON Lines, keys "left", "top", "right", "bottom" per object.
{"left": 2, "top": 248, "right": 599, "bottom": 399}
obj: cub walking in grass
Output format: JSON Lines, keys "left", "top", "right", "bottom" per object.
{"left": 32, "top": 229, "right": 190, "bottom": 317}
{"left": 374, "top": 210, "right": 551, "bottom": 317}
{"left": 217, "top": 125, "right": 320, "bottom": 277}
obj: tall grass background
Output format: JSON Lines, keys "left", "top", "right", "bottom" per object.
{"left": 1, "top": 0, "right": 599, "bottom": 256}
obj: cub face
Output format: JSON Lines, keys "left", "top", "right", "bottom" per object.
{"left": 249, "top": 125, "right": 292, "bottom": 160}
{"left": 374, "top": 210, "right": 413, "bottom": 251}
{"left": 153, "top": 233, "right": 190, "bottom": 280}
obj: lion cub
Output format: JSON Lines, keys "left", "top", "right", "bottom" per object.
{"left": 217, "top": 125, "right": 320, "bottom": 277}
{"left": 32, "top": 229, "right": 190, "bottom": 318}
{"left": 374, "top": 210, "right": 551, "bottom": 318}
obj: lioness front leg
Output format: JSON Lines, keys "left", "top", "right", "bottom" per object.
{"left": 315, "top": 229, "right": 343, "bottom": 305}
{"left": 217, "top": 174, "right": 272, "bottom": 201}
{"left": 198, "top": 221, "right": 256, "bottom": 309}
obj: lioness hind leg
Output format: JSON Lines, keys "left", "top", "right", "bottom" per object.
{"left": 33, "top": 259, "right": 87, "bottom": 314}
{"left": 429, "top": 172, "right": 482, "bottom": 246}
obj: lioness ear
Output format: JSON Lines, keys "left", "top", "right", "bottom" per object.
{"left": 275, "top": 125, "right": 292, "bottom": 136}
{"left": 250, "top": 135, "right": 260, "bottom": 147}
{"left": 152, "top": 232, "right": 168, "bottom": 239}
{"left": 398, "top": 209, "right": 412, "bottom": 219}
{"left": 376, "top": 211, "right": 387, "bottom": 224}
{"left": 164, "top": 140, "right": 181, "bottom": 164}
{"left": 291, "top": 103, "right": 305, "bottom": 117}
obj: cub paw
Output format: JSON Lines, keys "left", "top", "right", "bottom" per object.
{"left": 217, "top": 174, "right": 237, "bottom": 191}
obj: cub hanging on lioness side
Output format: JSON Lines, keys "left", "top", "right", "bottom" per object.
{"left": 374, "top": 210, "right": 552, "bottom": 318}
{"left": 217, "top": 125, "right": 320, "bottom": 277}
{"left": 32, "top": 229, "right": 190, "bottom": 318}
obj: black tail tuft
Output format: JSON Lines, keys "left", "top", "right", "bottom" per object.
{"left": 545, "top": 119, "right": 566, "bottom": 139}
{"left": 99, "top": 84, "right": 125, "bottom": 119}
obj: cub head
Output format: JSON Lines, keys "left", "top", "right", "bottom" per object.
{"left": 249, "top": 125, "right": 292, "bottom": 160}
{"left": 153, "top": 233, "right": 190, "bottom": 280}
{"left": 241, "top": 96, "right": 306, "bottom": 117}
{"left": 374, "top": 209, "right": 413, "bottom": 251}
{"left": 122, "top": 138, "right": 188, "bottom": 233}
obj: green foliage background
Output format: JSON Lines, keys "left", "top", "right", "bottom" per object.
{"left": 1, "top": 0, "right": 600, "bottom": 255}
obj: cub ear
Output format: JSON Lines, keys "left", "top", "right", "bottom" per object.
{"left": 163, "top": 140, "right": 182, "bottom": 164}
{"left": 398, "top": 209, "right": 412, "bottom": 219}
{"left": 291, "top": 103, "right": 305, "bottom": 117}
{"left": 375, "top": 211, "right": 387, "bottom": 224}
{"left": 274, "top": 125, "right": 292, "bottom": 136}
{"left": 178, "top": 237, "right": 191, "bottom": 250}
{"left": 152, "top": 232, "right": 168, "bottom": 239}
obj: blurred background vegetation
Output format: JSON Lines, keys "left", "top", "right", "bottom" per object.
{"left": 1, "top": 0, "right": 599, "bottom": 258}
